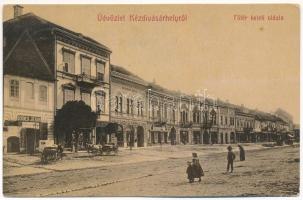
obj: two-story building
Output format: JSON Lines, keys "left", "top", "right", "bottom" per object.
{"left": 147, "top": 83, "right": 179, "bottom": 145}
{"left": 217, "top": 100, "right": 236, "bottom": 144}
{"left": 3, "top": 9, "right": 55, "bottom": 153}
{"left": 235, "top": 107, "right": 255, "bottom": 143}
{"left": 4, "top": 8, "right": 111, "bottom": 149}
{"left": 110, "top": 65, "right": 148, "bottom": 148}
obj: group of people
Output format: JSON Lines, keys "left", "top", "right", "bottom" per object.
{"left": 186, "top": 144, "right": 245, "bottom": 183}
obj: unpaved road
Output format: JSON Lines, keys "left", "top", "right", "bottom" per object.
{"left": 3, "top": 145, "right": 299, "bottom": 197}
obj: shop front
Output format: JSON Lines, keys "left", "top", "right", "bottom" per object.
{"left": 3, "top": 115, "right": 50, "bottom": 154}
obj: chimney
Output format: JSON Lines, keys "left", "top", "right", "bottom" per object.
{"left": 13, "top": 5, "right": 24, "bottom": 18}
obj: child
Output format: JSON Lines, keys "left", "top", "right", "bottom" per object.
{"left": 227, "top": 146, "right": 236, "bottom": 173}
{"left": 186, "top": 161, "right": 194, "bottom": 183}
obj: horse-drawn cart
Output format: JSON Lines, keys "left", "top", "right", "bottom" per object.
{"left": 87, "top": 143, "right": 118, "bottom": 156}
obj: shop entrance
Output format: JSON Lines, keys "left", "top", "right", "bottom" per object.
{"left": 180, "top": 131, "right": 189, "bottom": 144}
{"left": 25, "top": 128, "right": 39, "bottom": 154}
{"left": 137, "top": 126, "right": 144, "bottom": 147}
{"left": 169, "top": 127, "right": 176, "bottom": 145}
{"left": 193, "top": 131, "right": 201, "bottom": 144}
{"left": 7, "top": 136, "right": 20, "bottom": 153}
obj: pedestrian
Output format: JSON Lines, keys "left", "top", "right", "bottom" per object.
{"left": 57, "top": 144, "right": 63, "bottom": 160}
{"left": 238, "top": 144, "right": 245, "bottom": 161}
{"left": 186, "top": 161, "right": 194, "bottom": 183}
{"left": 192, "top": 158, "right": 204, "bottom": 182}
{"left": 227, "top": 146, "right": 236, "bottom": 173}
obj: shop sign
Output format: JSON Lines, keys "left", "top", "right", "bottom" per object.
{"left": 21, "top": 122, "right": 40, "bottom": 129}
{"left": 17, "top": 115, "right": 41, "bottom": 122}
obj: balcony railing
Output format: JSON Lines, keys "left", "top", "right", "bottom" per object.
{"left": 76, "top": 73, "right": 104, "bottom": 88}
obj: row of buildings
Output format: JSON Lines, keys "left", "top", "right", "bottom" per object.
{"left": 3, "top": 6, "right": 296, "bottom": 153}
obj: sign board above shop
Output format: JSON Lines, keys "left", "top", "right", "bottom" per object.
{"left": 17, "top": 115, "right": 41, "bottom": 122}
{"left": 22, "top": 122, "right": 40, "bottom": 129}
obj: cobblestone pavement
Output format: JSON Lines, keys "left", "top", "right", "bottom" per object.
{"left": 3, "top": 145, "right": 299, "bottom": 197}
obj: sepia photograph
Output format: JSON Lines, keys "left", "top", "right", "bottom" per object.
{"left": 2, "top": 3, "right": 300, "bottom": 197}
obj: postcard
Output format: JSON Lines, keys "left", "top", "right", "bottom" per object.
{"left": 2, "top": 4, "right": 300, "bottom": 197}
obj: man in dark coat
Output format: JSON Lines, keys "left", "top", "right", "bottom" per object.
{"left": 227, "top": 146, "right": 236, "bottom": 173}
{"left": 186, "top": 161, "right": 194, "bottom": 183}
{"left": 238, "top": 144, "right": 245, "bottom": 161}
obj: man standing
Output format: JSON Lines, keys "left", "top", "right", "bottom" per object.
{"left": 227, "top": 146, "right": 236, "bottom": 173}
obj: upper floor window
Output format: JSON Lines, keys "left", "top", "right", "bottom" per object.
{"left": 137, "top": 101, "right": 140, "bottom": 116}
{"left": 220, "top": 116, "right": 223, "bottom": 125}
{"left": 119, "top": 96, "right": 123, "bottom": 113}
{"left": 64, "top": 88, "right": 75, "bottom": 104}
{"left": 126, "top": 98, "right": 130, "bottom": 114}
{"left": 81, "top": 92, "right": 91, "bottom": 106}
{"left": 140, "top": 102, "right": 144, "bottom": 116}
{"left": 10, "top": 80, "right": 19, "bottom": 98}
{"left": 115, "top": 96, "right": 119, "bottom": 112}
{"left": 39, "top": 85, "right": 47, "bottom": 102}
{"left": 172, "top": 109, "right": 175, "bottom": 122}
{"left": 225, "top": 116, "right": 228, "bottom": 125}
{"left": 96, "top": 92, "right": 105, "bottom": 113}
{"left": 164, "top": 104, "right": 168, "bottom": 119}
{"left": 81, "top": 56, "right": 91, "bottom": 75}
{"left": 96, "top": 61, "right": 105, "bottom": 81}
{"left": 63, "top": 50, "right": 75, "bottom": 74}
{"left": 130, "top": 99, "right": 134, "bottom": 115}
{"left": 25, "top": 82, "right": 34, "bottom": 100}
{"left": 230, "top": 117, "right": 234, "bottom": 126}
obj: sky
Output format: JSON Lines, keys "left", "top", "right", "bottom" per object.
{"left": 3, "top": 4, "right": 300, "bottom": 123}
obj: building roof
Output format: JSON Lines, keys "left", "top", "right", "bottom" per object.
{"left": 3, "top": 12, "right": 111, "bottom": 81}
{"left": 4, "top": 30, "right": 54, "bottom": 81}
{"left": 4, "top": 13, "right": 111, "bottom": 54}
{"left": 111, "top": 64, "right": 147, "bottom": 86}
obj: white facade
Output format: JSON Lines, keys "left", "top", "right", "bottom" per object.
{"left": 3, "top": 75, "right": 54, "bottom": 153}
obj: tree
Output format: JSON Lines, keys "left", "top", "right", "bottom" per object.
{"left": 54, "top": 101, "right": 97, "bottom": 150}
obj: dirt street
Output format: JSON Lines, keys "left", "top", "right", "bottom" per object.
{"left": 3, "top": 145, "right": 299, "bottom": 197}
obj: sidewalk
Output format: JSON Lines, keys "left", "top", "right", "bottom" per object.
{"left": 3, "top": 143, "right": 296, "bottom": 178}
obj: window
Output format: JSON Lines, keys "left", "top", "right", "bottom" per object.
{"left": 152, "top": 105, "right": 155, "bottom": 119}
{"left": 126, "top": 98, "right": 130, "bottom": 114}
{"left": 63, "top": 50, "right": 75, "bottom": 73}
{"left": 164, "top": 105, "right": 167, "bottom": 119}
{"left": 81, "top": 92, "right": 91, "bottom": 106}
{"left": 119, "top": 96, "right": 123, "bottom": 113}
{"left": 39, "top": 86, "right": 47, "bottom": 102}
{"left": 115, "top": 96, "right": 119, "bottom": 112}
{"left": 96, "top": 61, "right": 105, "bottom": 81}
{"left": 220, "top": 116, "right": 223, "bottom": 125}
{"left": 64, "top": 88, "right": 75, "bottom": 104}
{"left": 230, "top": 117, "right": 234, "bottom": 126}
{"left": 10, "top": 80, "right": 19, "bottom": 98}
{"left": 140, "top": 102, "right": 144, "bottom": 116}
{"left": 130, "top": 99, "right": 134, "bottom": 115}
{"left": 25, "top": 82, "right": 34, "bottom": 100}
{"left": 225, "top": 116, "right": 228, "bottom": 125}
{"left": 96, "top": 92, "right": 105, "bottom": 113}
{"left": 172, "top": 109, "right": 175, "bottom": 122}
{"left": 81, "top": 56, "right": 91, "bottom": 75}
{"left": 137, "top": 101, "right": 140, "bottom": 116}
